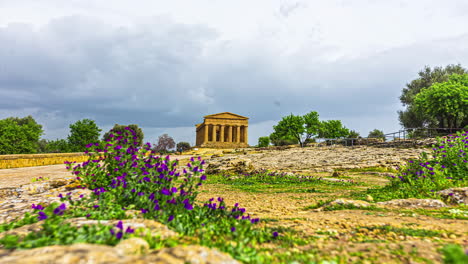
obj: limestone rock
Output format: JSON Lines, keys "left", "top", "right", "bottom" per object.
{"left": 115, "top": 237, "right": 149, "bottom": 255}
{"left": 314, "top": 199, "right": 372, "bottom": 211}
{"left": 205, "top": 158, "right": 254, "bottom": 174}
{"left": 377, "top": 198, "right": 446, "bottom": 208}
{"left": 152, "top": 245, "right": 241, "bottom": 264}
{"left": 437, "top": 187, "right": 468, "bottom": 205}
{"left": 0, "top": 243, "right": 240, "bottom": 264}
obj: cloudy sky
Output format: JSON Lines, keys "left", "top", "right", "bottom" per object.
{"left": 1, "top": 0, "right": 468, "bottom": 146}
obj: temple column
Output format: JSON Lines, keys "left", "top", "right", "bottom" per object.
{"left": 220, "top": 125, "right": 225, "bottom": 142}
{"left": 204, "top": 124, "right": 208, "bottom": 143}
{"left": 236, "top": 126, "right": 241, "bottom": 143}
{"left": 228, "top": 126, "right": 233, "bottom": 142}
{"left": 211, "top": 124, "right": 217, "bottom": 142}
{"left": 244, "top": 125, "right": 248, "bottom": 144}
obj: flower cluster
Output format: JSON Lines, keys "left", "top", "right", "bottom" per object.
{"left": 109, "top": 220, "right": 134, "bottom": 239}
{"left": 392, "top": 130, "right": 468, "bottom": 190}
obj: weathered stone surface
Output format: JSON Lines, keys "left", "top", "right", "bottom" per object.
{"left": 313, "top": 199, "right": 372, "bottom": 211}
{"left": 205, "top": 158, "right": 254, "bottom": 174}
{"left": 0, "top": 243, "right": 240, "bottom": 264}
{"left": 377, "top": 198, "right": 447, "bottom": 208}
{"left": 437, "top": 187, "right": 468, "bottom": 205}
{"left": 115, "top": 237, "right": 149, "bottom": 255}
{"left": 205, "top": 146, "right": 425, "bottom": 173}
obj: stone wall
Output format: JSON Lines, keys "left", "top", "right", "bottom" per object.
{"left": 0, "top": 153, "right": 90, "bottom": 169}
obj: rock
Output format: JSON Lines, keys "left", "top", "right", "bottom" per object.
{"left": 205, "top": 158, "right": 254, "bottom": 174}
{"left": 366, "top": 195, "right": 374, "bottom": 202}
{"left": 314, "top": 199, "right": 372, "bottom": 211}
{"left": 377, "top": 198, "right": 446, "bottom": 208}
{"left": 115, "top": 237, "right": 149, "bottom": 255}
{"left": 331, "top": 171, "right": 344, "bottom": 178}
{"left": 21, "top": 182, "right": 51, "bottom": 195}
{"left": 437, "top": 187, "right": 468, "bottom": 205}
{"left": 152, "top": 245, "right": 241, "bottom": 264}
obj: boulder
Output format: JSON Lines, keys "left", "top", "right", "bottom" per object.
{"left": 437, "top": 187, "right": 468, "bottom": 205}
{"left": 377, "top": 198, "right": 446, "bottom": 208}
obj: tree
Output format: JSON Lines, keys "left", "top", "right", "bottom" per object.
{"left": 153, "top": 134, "right": 175, "bottom": 152}
{"left": 398, "top": 64, "right": 468, "bottom": 129}
{"left": 0, "top": 116, "right": 43, "bottom": 154}
{"left": 176, "top": 142, "right": 191, "bottom": 152}
{"left": 414, "top": 74, "right": 468, "bottom": 130}
{"left": 46, "top": 139, "right": 71, "bottom": 153}
{"left": 368, "top": 129, "right": 385, "bottom": 139}
{"left": 348, "top": 130, "right": 360, "bottom": 138}
{"left": 271, "top": 111, "right": 321, "bottom": 147}
{"left": 257, "top": 136, "right": 270, "bottom": 147}
{"left": 103, "top": 124, "right": 144, "bottom": 146}
{"left": 67, "top": 119, "right": 102, "bottom": 152}
{"left": 269, "top": 133, "right": 299, "bottom": 146}
{"left": 318, "top": 120, "right": 350, "bottom": 138}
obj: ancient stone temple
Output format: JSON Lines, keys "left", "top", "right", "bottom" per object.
{"left": 195, "top": 112, "right": 249, "bottom": 148}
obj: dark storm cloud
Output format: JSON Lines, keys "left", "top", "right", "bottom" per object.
{"left": 1, "top": 14, "right": 467, "bottom": 142}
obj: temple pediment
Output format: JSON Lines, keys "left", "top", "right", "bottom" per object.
{"left": 204, "top": 112, "right": 249, "bottom": 120}
{"left": 195, "top": 112, "right": 249, "bottom": 148}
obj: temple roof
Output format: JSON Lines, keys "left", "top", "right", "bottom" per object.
{"left": 203, "top": 112, "right": 249, "bottom": 120}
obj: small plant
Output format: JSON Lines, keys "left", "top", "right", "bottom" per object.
{"left": 440, "top": 244, "right": 468, "bottom": 264}
{"left": 366, "top": 130, "right": 468, "bottom": 200}
{"left": 31, "top": 176, "right": 49, "bottom": 183}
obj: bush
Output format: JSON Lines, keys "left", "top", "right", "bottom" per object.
{"left": 368, "top": 130, "right": 468, "bottom": 200}
{"left": 46, "top": 139, "right": 71, "bottom": 153}
{"left": 368, "top": 129, "right": 385, "bottom": 140}
{"left": 257, "top": 137, "right": 270, "bottom": 147}
{"left": 68, "top": 119, "right": 102, "bottom": 152}
{"left": 0, "top": 116, "right": 43, "bottom": 154}
{"left": 176, "top": 142, "right": 191, "bottom": 152}
{"left": 103, "top": 124, "right": 144, "bottom": 147}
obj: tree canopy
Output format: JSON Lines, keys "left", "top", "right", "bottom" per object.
{"left": 271, "top": 111, "right": 350, "bottom": 147}
{"left": 398, "top": 64, "right": 468, "bottom": 129}
{"left": 67, "top": 119, "right": 102, "bottom": 152}
{"left": 0, "top": 116, "right": 43, "bottom": 154}
{"left": 414, "top": 74, "right": 468, "bottom": 130}
{"left": 153, "top": 134, "right": 175, "bottom": 152}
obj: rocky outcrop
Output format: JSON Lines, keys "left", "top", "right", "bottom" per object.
{"left": 0, "top": 242, "right": 240, "bottom": 264}
{"left": 314, "top": 198, "right": 448, "bottom": 211}
{"left": 437, "top": 187, "right": 468, "bottom": 205}
{"left": 205, "top": 146, "right": 425, "bottom": 173}
{"left": 376, "top": 198, "right": 447, "bottom": 209}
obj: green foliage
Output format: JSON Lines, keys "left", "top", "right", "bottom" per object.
{"left": 318, "top": 120, "right": 350, "bottom": 138}
{"left": 257, "top": 136, "right": 270, "bottom": 147}
{"left": 269, "top": 133, "right": 298, "bottom": 146}
{"left": 398, "top": 64, "right": 468, "bottom": 129}
{"left": 348, "top": 130, "right": 360, "bottom": 138}
{"left": 366, "top": 130, "right": 468, "bottom": 201}
{"left": 414, "top": 74, "right": 468, "bottom": 129}
{"left": 440, "top": 244, "right": 468, "bottom": 264}
{"left": 0, "top": 116, "right": 43, "bottom": 154}
{"left": 176, "top": 141, "right": 191, "bottom": 152}
{"left": 67, "top": 119, "right": 102, "bottom": 152}
{"left": 270, "top": 111, "right": 321, "bottom": 147}
{"left": 368, "top": 129, "right": 385, "bottom": 139}
{"left": 45, "top": 139, "right": 71, "bottom": 153}
{"left": 103, "top": 124, "right": 144, "bottom": 146}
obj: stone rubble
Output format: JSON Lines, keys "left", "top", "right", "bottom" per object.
{"left": 205, "top": 146, "right": 426, "bottom": 173}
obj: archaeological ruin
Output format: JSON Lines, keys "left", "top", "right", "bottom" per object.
{"left": 195, "top": 112, "right": 249, "bottom": 148}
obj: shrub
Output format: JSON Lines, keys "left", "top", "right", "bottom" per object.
{"left": 368, "top": 129, "right": 385, "bottom": 140}
{"left": 257, "top": 137, "right": 270, "bottom": 147}
{"left": 368, "top": 130, "right": 468, "bottom": 200}
{"left": 176, "top": 142, "right": 191, "bottom": 152}
{"left": 103, "top": 124, "right": 144, "bottom": 147}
